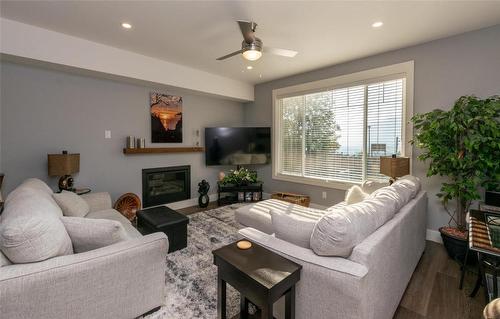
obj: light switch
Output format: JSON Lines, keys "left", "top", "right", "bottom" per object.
{"left": 105, "top": 130, "right": 111, "bottom": 139}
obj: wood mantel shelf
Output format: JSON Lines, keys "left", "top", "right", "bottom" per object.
{"left": 123, "top": 147, "right": 204, "bottom": 154}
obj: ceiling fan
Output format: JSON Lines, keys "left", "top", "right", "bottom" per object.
{"left": 216, "top": 20, "right": 298, "bottom": 61}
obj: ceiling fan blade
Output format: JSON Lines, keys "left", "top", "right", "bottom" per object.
{"left": 216, "top": 49, "right": 244, "bottom": 61}
{"left": 265, "top": 47, "right": 298, "bottom": 58}
{"left": 237, "top": 20, "right": 256, "bottom": 44}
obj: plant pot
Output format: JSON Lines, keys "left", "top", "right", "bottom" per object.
{"left": 439, "top": 226, "right": 477, "bottom": 265}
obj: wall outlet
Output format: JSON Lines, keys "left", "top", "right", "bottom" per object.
{"left": 105, "top": 130, "right": 111, "bottom": 139}
{"left": 322, "top": 191, "right": 327, "bottom": 199}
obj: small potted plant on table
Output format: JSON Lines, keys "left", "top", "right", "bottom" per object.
{"left": 412, "top": 95, "right": 499, "bottom": 262}
{"left": 220, "top": 168, "right": 258, "bottom": 186}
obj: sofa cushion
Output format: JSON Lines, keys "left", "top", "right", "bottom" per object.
{"left": 53, "top": 190, "right": 90, "bottom": 217}
{"left": 61, "top": 217, "right": 130, "bottom": 253}
{"left": 345, "top": 185, "right": 369, "bottom": 205}
{"left": 0, "top": 250, "right": 12, "bottom": 267}
{"left": 2, "top": 187, "right": 63, "bottom": 222}
{"left": 86, "top": 209, "right": 142, "bottom": 238}
{"left": 0, "top": 215, "right": 73, "bottom": 263}
{"left": 361, "top": 180, "right": 389, "bottom": 194}
{"left": 271, "top": 209, "right": 316, "bottom": 248}
{"left": 18, "top": 178, "right": 53, "bottom": 195}
{"left": 392, "top": 175, "right": 421, "bottom": 199}
{"left": 310, "top": 194, "right": 397, "bottom": 257}
{"left": 235, "top": 199, "right": 326, "bottom": 235}
{"left": 369, "top": 176, "right": 421, "bottom": 212}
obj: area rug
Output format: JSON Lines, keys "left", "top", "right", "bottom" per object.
{"left": 144, "top": 204, "right": 245, "bottom": 319}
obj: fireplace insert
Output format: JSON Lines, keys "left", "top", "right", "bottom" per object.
{"left": 142, "top": 166, "right": 190, "bottom": 207}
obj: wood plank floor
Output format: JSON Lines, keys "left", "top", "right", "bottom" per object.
{"left": 396, "top": 241, "right": 485, "bottom": 319}
{"left": 177, "top": 203, "right": 486, "bottom": 318}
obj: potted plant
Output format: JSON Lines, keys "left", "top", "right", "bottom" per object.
{"left": 411, "top": 95, "right": 500, "bottom": 262}
{"left": 220, "top": 168, "right": 258, "bottom": 186}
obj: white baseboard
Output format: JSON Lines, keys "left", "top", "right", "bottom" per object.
{"left": 426, "top": 229, "right": 443, "bottom": 244}
{"left": 165, "top": 194, "right": 219, "bottom": 210}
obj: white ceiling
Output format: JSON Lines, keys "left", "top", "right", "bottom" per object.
{"left": 1, "top": 1, "right": 500, "bottom": 84}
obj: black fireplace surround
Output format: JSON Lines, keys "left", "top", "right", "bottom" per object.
{"left": 142, "top": 166, "right": 190, "bottom": 208}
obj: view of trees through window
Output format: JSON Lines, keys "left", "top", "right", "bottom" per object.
{"left": 278, "top": 78, "right": 404, "bottom": 184}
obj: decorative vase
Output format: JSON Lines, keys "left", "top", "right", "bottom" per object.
{"left": 197, "top": 179, "right": 210, "bottom": 208}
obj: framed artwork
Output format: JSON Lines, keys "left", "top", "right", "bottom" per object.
{"left": 238, "top": 192, "right": 245, "bottom": 202}
{"left": 150, "top": 92, "right": 183, "bottom": 143}
{"left": 252, "top": 192, "right": 260, "bottom": 201}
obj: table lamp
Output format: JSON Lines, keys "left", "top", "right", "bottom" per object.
{"left": 48, "top": 151, "right": 80, "bottom": 191}
{"left": 380, "top": 155, "right": 410, "bottom": 184}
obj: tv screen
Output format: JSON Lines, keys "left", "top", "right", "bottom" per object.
{"left": 205, "top": 127, "right": 271, "bottom": 166}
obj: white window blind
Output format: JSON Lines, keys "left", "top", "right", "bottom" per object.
{"left": 277, "top": 78, "right": 404, "bottom": 185}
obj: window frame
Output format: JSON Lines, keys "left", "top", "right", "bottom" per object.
{"left": 272, "top": 61, "right": 414, "bottom": 190}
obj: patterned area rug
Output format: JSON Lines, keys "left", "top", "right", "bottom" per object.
{"left": 144, "top": 204, "right": 244, "bottom": 319}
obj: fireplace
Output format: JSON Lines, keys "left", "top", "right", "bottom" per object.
{"left": 142, "top": 166, "right": 190, "bottom": 207}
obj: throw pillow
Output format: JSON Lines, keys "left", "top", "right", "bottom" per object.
{"left": 53, "top": 190, "right": 90, "bottom": 217}
{"left": 271, "top": 209, "right": 317, "bottom": 248}
{"left": 0, "top": 215, "right": 73, "bottom": 263}
{"left": 61, "top": 217, "right": 130, "bottom": 253}
{"left": 345, "top": 185, "right": 369, "bottom": 205}
{"left": 310, "top": 196, "right": 397, "bottom": 257}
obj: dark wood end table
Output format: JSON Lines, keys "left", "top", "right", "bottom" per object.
{"left": 137, "top": 206, "right": 189, "bottom": 253}
{"left": 213, "top": 241, "right": 301, "bottom": 319}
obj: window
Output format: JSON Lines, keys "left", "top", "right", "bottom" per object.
{"left": 273, "top": 62, "right": 413, "bottom": 189}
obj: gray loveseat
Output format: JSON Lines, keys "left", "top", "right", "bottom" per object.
{"left": 0, "top": 178, "right": 168, "bottom": 319}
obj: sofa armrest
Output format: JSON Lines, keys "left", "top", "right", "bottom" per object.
{"left": 239, "top": 227, "right": 367, "bottom": 277}
{"left": 0, "top": 233, "right": 168, "bottom": 319}
{"left": 239, "top": 228, "right": 369, "bottom": 319}
{"left": 81, "top": 192, "right": 112, "bottom": 212}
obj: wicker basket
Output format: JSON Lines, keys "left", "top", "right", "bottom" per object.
{"left": 114, "top": 193, "right": 141, "bottom": 224}
{"left": 271, "top": 192, "right": 310, "bottom": 207}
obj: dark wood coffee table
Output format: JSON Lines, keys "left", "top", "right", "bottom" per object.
{"left": 137, "top": 206, "right": 189, "bottom": 253}
{"left": 213, "top": 241, "right": 301, "bottom": 319}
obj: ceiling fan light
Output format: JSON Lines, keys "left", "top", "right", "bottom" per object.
{"left": 242, "top": 49, "right": 262, "bottom": 61}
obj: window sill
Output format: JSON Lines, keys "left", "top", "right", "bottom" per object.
{"left": 272, "top": 173, "right": 358, "bottom": 191}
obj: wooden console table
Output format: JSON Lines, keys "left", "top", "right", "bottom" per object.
{"left": 123, "top": 147, "right": 204, "bottom": 154}
{"left": 217, "top": 182, "right": 263, "bottom": 206}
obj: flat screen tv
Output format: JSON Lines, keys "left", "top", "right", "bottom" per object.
{"left": 205, "top": 127, "right": 271, "bottom": 166}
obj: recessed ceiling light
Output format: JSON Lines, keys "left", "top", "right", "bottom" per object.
{"left": 246, "top": 66, "right": 253, "bottom": 70}
{"left": 121, "top": 22, "right": 132, "bottom": 29}
{"left": 259, "top": 74, "right": 262, "bottom": 78}
{"left": 372, "top": 21, "right": 383, "bottom": 28}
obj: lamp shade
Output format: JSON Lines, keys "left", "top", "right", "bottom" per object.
{"left": 380, "top": 156, "right": 410, "bottom": 178}
{"left": 48, "top": 153, "right": 80, "bottom": 176}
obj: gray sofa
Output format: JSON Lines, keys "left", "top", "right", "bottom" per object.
{"left": 236, "top": 176, "right": 427, "bottom": 319}
{"left": 0, "top": 178, "right": 168, "bottom": 319}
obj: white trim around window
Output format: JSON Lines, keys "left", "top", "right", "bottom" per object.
{"left": 272, "top": 61, "right": 414, "bottom": 190}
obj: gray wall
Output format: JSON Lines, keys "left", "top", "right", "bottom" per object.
{"left": 0, "top": 62, "right": 244, "bottom": 201}
{"left": 243, "top": 24, "right": 500, "bottom": 231}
